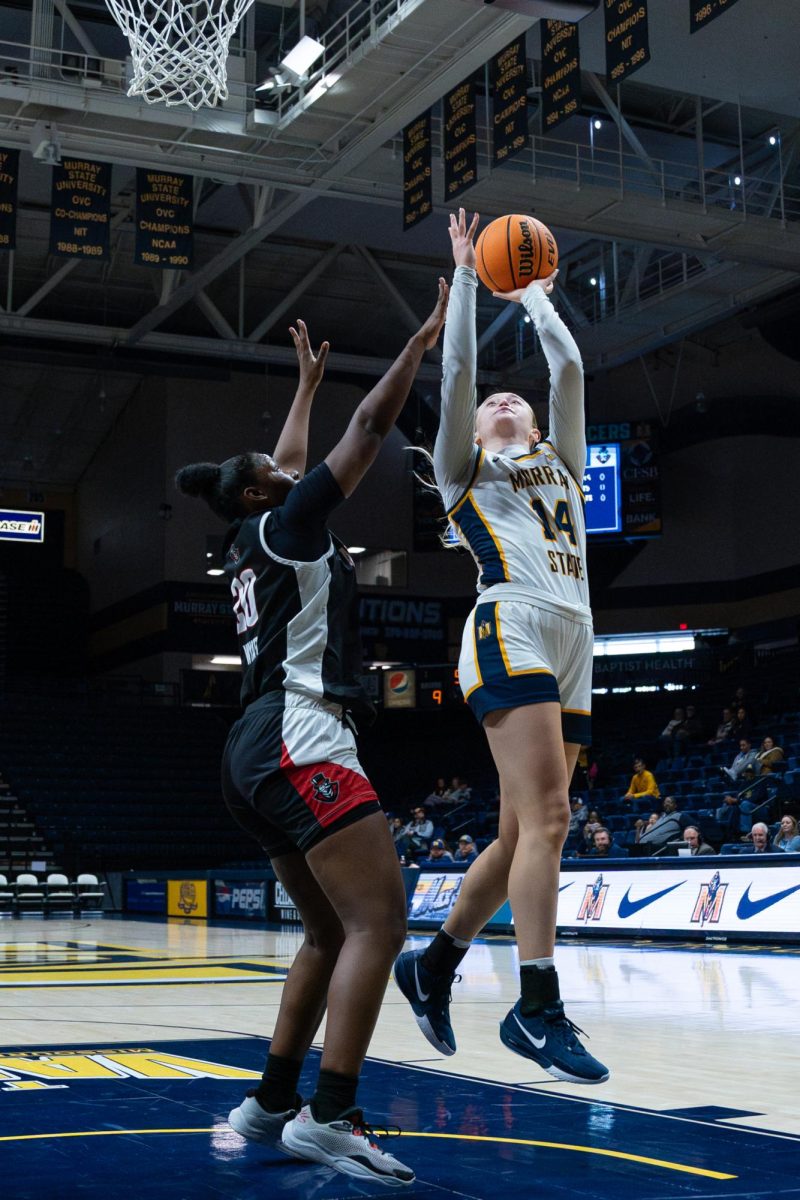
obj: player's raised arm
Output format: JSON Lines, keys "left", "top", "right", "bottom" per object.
{"left": 325, "top": 278, "right": 448, "bottom": 497}
{"left": 270, "top": 319, "right": 329, "bottom": 478}
{"left": 433, "top": 209, "right": 481, "bottom": 494}
{"left": 493, "top": 271, "right": 585, "bottom": 484}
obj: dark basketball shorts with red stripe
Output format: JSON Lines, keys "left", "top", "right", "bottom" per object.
{"left": 221, "top": 691, "right": 380, "bottom": 859}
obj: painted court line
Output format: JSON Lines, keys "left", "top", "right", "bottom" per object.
{"left": 0, "top": 1126, "right": 736, "bottom": 1178}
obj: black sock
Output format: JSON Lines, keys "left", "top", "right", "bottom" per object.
{"left": 253, "top": 1052, "right": 303, "bottom": 1113}
{"left": 421, "top": 929, "right": 469, "bottom": 977}
{"left": 520, "top": 965, "right": 561, "bottom": 1016}
{"left": 310, "top": 1069, "right": 359, "bottom": 1123}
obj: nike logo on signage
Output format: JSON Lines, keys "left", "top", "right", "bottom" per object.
{"left": 618, "top": 882, "right": 684, "bottom": 918}
{"left": 736, "top": 883, "right": 800, "bottom": 920}
{"left": 414, "top": 961, "right": 430, "bottom": 1003}
{"left": 513, "top": 1013, "right": 546, "bottom": 1049}
{"left": 558, "top": 883, "right": 573, "bottom": 893}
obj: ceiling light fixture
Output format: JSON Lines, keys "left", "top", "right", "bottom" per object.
{"left": 281, "top": 34, "right": 325, "bottom": 79}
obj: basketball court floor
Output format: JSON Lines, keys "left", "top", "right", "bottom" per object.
{"left": 0, "top": 916, "right": 797, "bottom": 1199}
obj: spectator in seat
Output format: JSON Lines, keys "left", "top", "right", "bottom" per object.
{"left": 622, "top": 757, "right": 660, "bottom": 803}
{"left": 568, "top": 796, "right": 589, "bottom": 837}
{"left": 659, "top": 707, "right": 686, "bottom": 751}
{"left": 683, "top": 826, "right": 714, "bottom": 855}
{"left": 454, "top": 834, "right": 477, "bottom": 864}
{"left": 708, "top": 707, "right": 736, "bottom": 746}
{"left": 401, "top": 807, "right": 434, "bottom": 858}
{"left": 388, "top": 815, "right": 409, "bottom": 858}
{"left": 773, "top": 815, "right": 800, "bottom": 852}
{"left": 714, "top": 787, "right": 753, "bottom": 835}
{"left": 637, "top": 797, "right": 683, "bottom": 851}
{"left": 675, "top": 704, "right": 703, "bottom": 746}
{"left": 749, "top": 822, "right": 777, "bottom": 854}
{"left": 730, "top": 707, "right": 753, "bottom": 740}
{"left": 720, "top": 738, "right": 759, "bottom": 784}
{"left": 755, "top": 735, "right": 784, "bottom": 775}
{"left": 448, "top": 777, "right": 472, "bottom": 805}
{"left": 634, "top": 811, "right": 660, "bottom": 843}
{"left": 417, "top": 838, "right": 455, "bottom": 867}
{"left": 423, "top": 777, "right": 452, "bottom": 809}
{"left": 589, "top": 827, "right": 628, "bottom": 858}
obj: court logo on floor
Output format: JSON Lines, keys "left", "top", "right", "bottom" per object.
{"left": 0, "top": 1045, "right": 260, "bottom": 1092}
{"left": 691, "top": 871, "right": 728, "bottom": 926}
{"left": 0, "top": 941, "right": 288, "bottom": 988}
{"left": 576, "top": 875, "right": 609, "bottom": 922}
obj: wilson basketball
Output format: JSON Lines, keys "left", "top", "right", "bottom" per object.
{"left": 475, "top": 214, "right": 558, "bottom": 293}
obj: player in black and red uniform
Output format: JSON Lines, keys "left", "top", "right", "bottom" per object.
{"left": 175, "top": 281, "right": 447, "bottom": 1188}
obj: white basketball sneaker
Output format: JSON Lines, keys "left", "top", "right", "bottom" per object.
{"left": 228, "top": 1092, "right": 298, "bottom": 1145}
{"left": 281, "top": 1104, "right": 415, "bottom": 1187}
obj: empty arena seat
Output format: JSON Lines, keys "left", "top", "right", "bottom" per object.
{"left": 15, "top": 873, "right": 45, "bottom": 915}
{"left": 0, "top": 874, "right": 14, "bottom": 915}
{"left": 45, "top": 873, "right": 76, "bottom": 914}
{"left": 76, "top": 874, "right": 105, "bottom": 914}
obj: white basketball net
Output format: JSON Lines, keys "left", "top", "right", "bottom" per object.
{"left": 104, "top": 0, "right": 256, "bottom": 110}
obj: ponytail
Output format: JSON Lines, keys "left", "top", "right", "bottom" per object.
{"left": 175, "top": 452, "right": 264, "bottom": 522}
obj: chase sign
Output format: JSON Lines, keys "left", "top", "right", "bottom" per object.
{"left": 0, "top": 509, "right": 45, "bottom": 543}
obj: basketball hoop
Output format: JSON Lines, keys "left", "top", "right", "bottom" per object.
{"left": 104, "top": 0, "right": 256, "bottom": 110}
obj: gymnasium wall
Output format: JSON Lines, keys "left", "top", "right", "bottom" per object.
{"left": 77, "top": 384, "right": 167, "bottom": 611}
{"left": 68, "top": 321, "right": 800, "bottom": 676}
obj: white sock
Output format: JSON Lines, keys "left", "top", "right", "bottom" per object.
{"left": 520, "top": 957, "right": 555, "bottom": 970}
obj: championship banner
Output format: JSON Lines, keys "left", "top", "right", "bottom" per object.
{"left": 443, "top": 77, "right": 478, "bottom": 200}
{"left": 50, "top": 158, "right": 111, "bottom": 260}
{"left": 492, "top": 40, "right": 527, "bottom": 165}
{"left": 540, "top": 20, "right": 581, "bottom": 133}
{"left": 403, "top": 111, "right": 433, "bottom": 230}
{"left": 135, "top": 169, "right": 193, "bottom": 268}
{"left": 690, "top": 0, "right": 742, "bottom": 33}
{"left": 0, "top": 148, "right": 20, "bottom": 251}
{"left": 167, "top": 879, "right": 208, "bottom": 919}
{"left": 604, "top": 0, "right": 650, "bottom": 85}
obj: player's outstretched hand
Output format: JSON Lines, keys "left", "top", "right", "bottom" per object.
{"left": 449, "top": 208, "right": 479, "bottom": 270}
{"left": 417, "top": 277, "right": 449, "bottom": 349}
{"left": 289, "top": 318, "right": 329, "bottom": 389}
{"left": 493, "top": 268, "right": 559, "bottom": 304}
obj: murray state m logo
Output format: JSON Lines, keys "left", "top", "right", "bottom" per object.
{"left": 691, "top": 871, "right": 728, "bottom": 925}
{"left": 576, "top": 875, "right": 609, "bottom": 922}
{"left": 311, "top": 772, "right": 339, "bottom": 803}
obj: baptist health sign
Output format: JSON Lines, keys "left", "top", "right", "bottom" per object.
{"left": 0, "top": 509, "right": 45, "bottom": 543}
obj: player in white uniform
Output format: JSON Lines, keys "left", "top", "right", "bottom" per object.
{"left": 395, "top": 210, "right": 609, "bottom": 1084}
